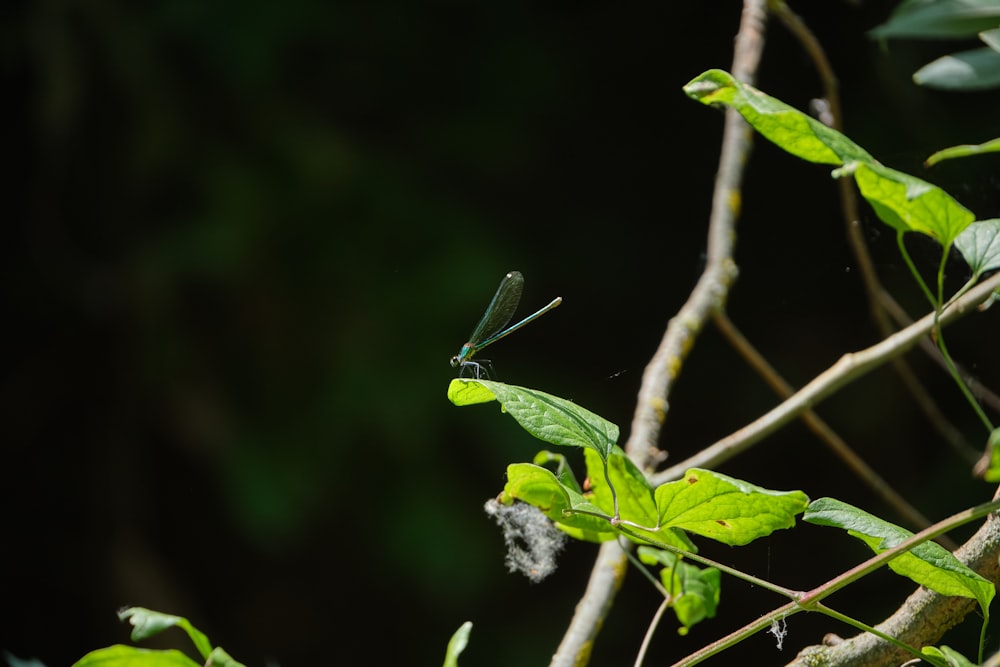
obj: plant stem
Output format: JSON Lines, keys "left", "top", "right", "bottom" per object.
{"left": 634, "top": 598, "right": 670, "bottom": 667}
{"left": 651, "top": 271, "right": 1000, "bottom": 486}
{"left": 897, "top": 230, "right": 938, "bottom": 308}
{"left": 712, "top": 310, "right": 952, "bottom": 545}
{"left": 673, "top": 496, "right": 1000, "bottom": 664}
{"left": 672, "top": 600, "right": 802, "bottom": 666}
{"left": 814, "top": 602, "right": 922, "bottom": 659}
{"left": 616, "top": 525, "right": 799, "bottom": 600}
{"left": 936, "top": 326, "right": 995, "bottom": 432}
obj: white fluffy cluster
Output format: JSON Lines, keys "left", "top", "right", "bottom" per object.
{"left": 484, "top": 499, "right": 567, "bottom": 583}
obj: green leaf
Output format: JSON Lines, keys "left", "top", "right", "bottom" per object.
{"left": 71, "top": 646, "right": 201, "bottom": 667}
{"left": 585, "top": 447, "right": 658, "bottom": 527}
{"left": 4, "top": 653, "right": 46, "bottom": 667}
{"left": 869, "top": 0, "right": 1000, "bottom": 40}
{"left": 851, "top": 162, "right": 974, "bottom": 245}
{"left": 504, "top": 451, "right": 697, "bottom": 548}
{"left": 503, "top": 463, "right": 573, "bottom": 517}
{"left": 954, "top": 219, "right": 1000, "bottom": 277}
{"left": 979, "top": 427, "right": 1000, "bottom": 482}
{"left": 503, "top": 462, "right": 617, "bottom": 543}
{"left": 442, "top": 622, "right": 473, "bottom": 667}
{"left": 532, "top": 450, "right": 584, "bottom": 494}
{"left": 638, "top": 547, "right": 721, "bottom": 635}
{"left": 582, "top": 448, "right": 697, "bottom": 551}
{"left": 205, "top": 648, "right": 245, "bottom": 667}
{"left": 804, "top": 498, "right": 996, "bottom": 613}
{"left": 117, "top": 608, "right": 212, "bottom": 660}
{"left": 683, "top": 69, "right": 873, "bottom": 166}
{"left": 913, "top": 47, "right": 1000, "bottom": 90}
{"left": 926, "top": 137, "right": 1000, "bottom": 166}
{"left": 447, "top": 379, "right": 498, "bottom": 406}
{"left": 447, "top": 379, "right": 619, "bottom": 460}
{"left": 652, "top": 469, "right": 809, "bottom": 546}
{"left": 684, "top": 69, "right": 977, "bottom": 247}
{"left": 983, "top": 27, "right": 1000, "bottom": 51}
{"left": 921, "top": 645, "right": 978, "bottom": 667}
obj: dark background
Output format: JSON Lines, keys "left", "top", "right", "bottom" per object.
{"left": 5, "top": 1, "right": 1000, "bottom": 665}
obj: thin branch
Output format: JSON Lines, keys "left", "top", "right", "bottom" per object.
{"left": 652, "top": 271, "right": 1000, "bottom": 486}
{"left": 879, "top": 288, "right": 1000, "bottom": 430}
{"left": 549, "top": 4, "right": 999, "bottom": 665}
{"left": 548, "top": 537, "right": 630, "bottom": 667}
{"left": 784, "top": 489, "right": 1000, "bottom": 667}
{"left": 549, "top": 2, "right": 770, "bottom": 665}
{"left": 675, "top": 491, "right": 1000, "bottom": 666}
{"left": 711, "top": 310, "right": 957, "bottom": 549}
{"left": 769, "top": 0, "right": 977, "bottom": 469}
{"left": 624, "top": 27, "right": 763, "bottom": 467}
{"left": 634, "top": 598, "right": 670, "bottom": 667}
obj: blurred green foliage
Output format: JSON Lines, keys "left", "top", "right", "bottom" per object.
{"left": 6, "top": 1, "right": 1000, "bottom": 665}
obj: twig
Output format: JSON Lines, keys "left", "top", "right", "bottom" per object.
{"left": 879, "top": 288, "right": 1000, "bottom": 432}
{"left": 784, "top": 488, "right": 1000, "bottom": 667}
{"left": 652, "top": 271, "right": 1000, "bottom": 486}
{"left": 711, "top": 310, "right": 957, "bottom": 550}
{"left": 675, "top": 491, "right": 1000, "bottom": 666}
{"left": 549, "top": 2, "right": 770, "bottom": 665}
{"left": 769, "top": 0, "right": 976, "bottom": 468}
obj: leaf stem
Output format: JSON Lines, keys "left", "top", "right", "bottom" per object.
{"left": 673, "top": 496, "right": 1000, "bottom": 664}
{"left": 604, "top": 459, "right": 621, "bottom": 521}
{"left": 897, "top": 230, "right": 938, "bottom": 308}
{"left": 650, "top": 271, "right": 1000, "bottom": 486}
{"left": 615, "top": 525, "right": 799, "bottom": 600}
{"left": 934, "top": 319, "right": 995, "bottom": 432}
{"left": 622, "top": 542, "right": 669, "bottom": 598}
{"left": 634, "top": 597, "right": 670, "bottom": 667}
{"left": 814, "top": 602, "right": 922, "bottom": 659}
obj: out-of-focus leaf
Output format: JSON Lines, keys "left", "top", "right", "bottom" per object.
{"left": 913, "top": 48, "right": 1000, "bottom": 90}
{"left": 71, "top": 646, "right": 200, "bottom": 667}
{"left": 4, "top": 653, "right": 47, "bottom": 667}
{"left": 117, "top": 608, "right": 211, "bottom": 659}
{"left": 978, "top": 428, "right": 1000, "bottom": 482}
{"left": 982, "top": 27, "right": 1000, "bottom": 51}
{"left": 442, "top": 622, "right": 473, "bottom": 667}
{"left": 925, "top": 137, "right": 1000, "bottom": 166}
{"left": 205, "top": 648, "right": 245, "bottom": 667}
{"left": 921, "top": 644, "right": 978, "bottom": 667}
{"left": 869, "top": 0, "right": 1000, "bottom": 40}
